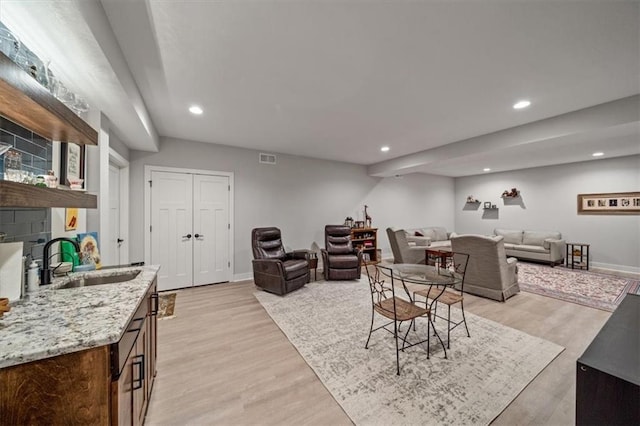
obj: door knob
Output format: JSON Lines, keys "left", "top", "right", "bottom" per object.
{"left": 117, "top": 238, "right": 124, "bottom": 244}
{"left": 194, "top": 233, "right": 204, "bottom": 239}
{"left": 182, "top": 234, "right": 192, "bottom": 239}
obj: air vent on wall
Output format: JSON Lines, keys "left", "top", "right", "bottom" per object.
{"left": 259, "top": 153, "right": 277, "bottom": 165}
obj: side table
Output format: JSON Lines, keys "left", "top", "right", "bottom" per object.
{"left": 305, "top": 251, "right": 319, "bottom": 281}
{"left": 566, "top": 242, "right": 589, "bottom": 270}
{"left": 425, "top": 248, "right": 454, "bottom": 269}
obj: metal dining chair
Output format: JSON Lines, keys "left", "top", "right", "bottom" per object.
{"left": 412, "top": 252, "right": 470, "bottom": 349}
{"left": 363, "top": 263, "right": 432, "bottom": 375}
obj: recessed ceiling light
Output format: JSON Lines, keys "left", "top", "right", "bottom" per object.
{"left": 513, "top": 100, "right": 531, "bottom": 110}
{"left": 189, "top": 105, "right": 203, "bottom": 115}
{"left": 483, "top": 168, "right": 491, "bottom": 172}
{"left": 592, "top": 152, "right": 604, "bottom": 157}
{"left": 380, "top": 146, "right": 390, "bottom": 152}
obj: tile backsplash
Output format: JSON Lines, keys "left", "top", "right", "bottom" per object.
{"left": 0, "top": 116, "right": 53, "bottom": 177}
{"left": 0, "top": 116, "right": 52, "bottom": 261}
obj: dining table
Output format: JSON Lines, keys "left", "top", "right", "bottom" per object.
{"left": 379, "top": 263, "right": 463, "bottom": 358}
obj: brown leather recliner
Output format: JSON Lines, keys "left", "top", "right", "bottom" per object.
{"left": 251, "top": 227, "right": 310, "bottom": 295}
{"left": 321, "top": 225, "right": 363, "bottom": 280}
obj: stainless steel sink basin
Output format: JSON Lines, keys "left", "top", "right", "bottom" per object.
{"left": 58, "top": 271, "right": 141, "bottom": 289}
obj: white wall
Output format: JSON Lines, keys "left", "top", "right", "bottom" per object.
{"left": 454, "top": 155, "right": 640, "bottom": 272}
{"left": 128, "top": 138, "right": 455, "bottom": 278}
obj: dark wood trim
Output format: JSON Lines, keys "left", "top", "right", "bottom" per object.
{"left": 0, "top": 51, "right": 97, "bottom": 146}
{"left": 0, "top": 180, "right": 97, "bottom": 208}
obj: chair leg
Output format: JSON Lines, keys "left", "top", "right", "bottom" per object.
{"left": 460, "top": 300, "right": 471, "bottom": 338}
{"left": 365, "top": 308, "right": 375, "bottom": 349}
{"left": 426, "top": 314, "right": 431, "bottom": 360}
{"left": 447, "top": 305, "right": 451, "bottom": 349}
{"left": 394, "top": 319, "right": 400, "bottom": 375}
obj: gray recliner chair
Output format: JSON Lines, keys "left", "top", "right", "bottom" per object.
{"left": 450, "top": 234, "right": 519, "bottom": 301}
{"left": 386, "top": 227, "right": 427, "bottom": 264}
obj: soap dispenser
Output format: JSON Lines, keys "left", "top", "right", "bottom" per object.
{"left": 27, "top": 259, "right": 40, "bottom": 292}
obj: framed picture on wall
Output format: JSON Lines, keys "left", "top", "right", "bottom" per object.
{"left": 577, "top": 192, "right": 640, "bottom": 215}
{"left": 60, "top": 142, "right": 85, "bottom": 186}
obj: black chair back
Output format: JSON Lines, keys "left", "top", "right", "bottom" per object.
{"left": 252, "top": 227, "right": 286, "bottom": 260}
{"left": 324, "top": 225, "right": 353, "bottom": 254}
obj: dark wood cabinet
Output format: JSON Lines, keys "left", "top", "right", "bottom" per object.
{"left": 576, "top": 294, "right": 639, "bottom": 425}
{"left": 0, "top": 278, "right": 158, "bottom": 425}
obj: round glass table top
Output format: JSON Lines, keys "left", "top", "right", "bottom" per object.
{"left": 380, "top": 263, "right": 461, "bottom": 286}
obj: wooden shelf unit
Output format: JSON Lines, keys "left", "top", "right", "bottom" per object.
{"left": 0, "top": 51, "right": 98, "bottom": 209}
{"left": 0, "top": 181, "right": 96, "bottom": 208}
{"left": 351, "top": 227, "right": 378, "bottom": 263}
{"left": 0, "top": 52, "right": 97, "bottom": 146}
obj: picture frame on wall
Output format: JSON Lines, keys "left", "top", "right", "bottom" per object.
{"left": 483, "top": 202, "right": 491, "bottom": 209}
{"left": 577, "top": 192, "right": 640, "bottom": 215}
{"left": 60, "top": 142, "right": 85, "bottom": 187}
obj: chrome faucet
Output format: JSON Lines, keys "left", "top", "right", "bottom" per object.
{"left": 41, "top": 237, "right": 80, "bottom": 285}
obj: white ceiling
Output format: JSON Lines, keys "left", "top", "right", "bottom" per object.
{"left": 1, "top": 1, "right": 639, "bottom": 177}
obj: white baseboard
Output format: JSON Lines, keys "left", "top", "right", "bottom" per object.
{"left": 590, "top": 262, "right": 640, "bottom": 277}
{"left": 233, "top": 272, "right": 253, "bottom": 282}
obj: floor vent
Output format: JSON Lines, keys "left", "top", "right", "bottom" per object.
{"left": 259, "top": 153, "right": 277, "bottom": 165}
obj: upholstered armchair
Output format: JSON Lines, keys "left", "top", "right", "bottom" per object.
{"left": 321, "top": 225, "right": 363, "bottom": 280}
{"left": 251, "top": 227, "right": 310, "bottom": 295}
{"left": 450, "top": 234, "right": 519, "bottom": 301}
{"left": 386, "top": 227, "right": 427, "bottom": 264}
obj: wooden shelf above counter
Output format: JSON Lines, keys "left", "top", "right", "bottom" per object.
{"left": 0, "top": 52, "right": 97, "bottom": 146}
{"left": 0, "top": 181, "right": 97, "bottom": 208}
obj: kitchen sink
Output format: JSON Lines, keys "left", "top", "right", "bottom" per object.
{"left": 57, "top": 271, "right": 141, "bottom": 289}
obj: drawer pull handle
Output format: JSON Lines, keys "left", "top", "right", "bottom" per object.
{"left": 579, "top": 365, "right": 587, "bottom": 372}
{"left": 151, "top": 293, "right": 159, "bottom": 315}
{"left": 133, "top": 354, "right": 145, "bottom": 390}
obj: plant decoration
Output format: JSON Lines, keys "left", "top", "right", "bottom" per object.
{"left": 501, "top": 188, "right": 520, "bottom": 198}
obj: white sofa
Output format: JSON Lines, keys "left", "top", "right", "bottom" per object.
{"left": 403, "top": 226, "right": 452, "bottom": 249}
{"left": 494, "top": 228, "right": 565, "bottom": 266}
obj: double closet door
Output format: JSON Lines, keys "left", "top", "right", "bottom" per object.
{"left": 150, "top": 170, "right": 230, "bottom": 291}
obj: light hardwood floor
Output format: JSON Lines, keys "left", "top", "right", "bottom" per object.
{"left": 146, "top": 275, "right": 613, "bottom": 425}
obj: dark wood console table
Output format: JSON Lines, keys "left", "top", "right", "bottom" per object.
{"left": 576, "top": 293, "right": 639, "bottom": 425}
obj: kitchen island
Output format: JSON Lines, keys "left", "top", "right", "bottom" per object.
{"left": 0, "top": 265, "right": 159, "bottom": 425}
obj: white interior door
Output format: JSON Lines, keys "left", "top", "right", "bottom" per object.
{"left": 193, "top": 174, "right": 230, "bottom": 285}
{"left": 151, "top": 171, "right": 194, "bottom": 291}
{"left": 107, "top": 164, "right": 121, "bottom": 266}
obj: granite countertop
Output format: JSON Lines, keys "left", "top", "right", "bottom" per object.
{"left": 0, "top": 265, "right": 160, "bottom": 369}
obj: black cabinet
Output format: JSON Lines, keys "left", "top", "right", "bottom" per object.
{"left": 576, "top": 294, "right": 639, "bottom": 425}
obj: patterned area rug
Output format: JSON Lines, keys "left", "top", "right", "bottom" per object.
{"left": 255, "top": 279, "right": 563, "bottom": 426}
{"left": 158, "top": 292, "right": 177, "bottom": 320}
{"left": 518, "top": 263, "right": 640, "bottom": 312}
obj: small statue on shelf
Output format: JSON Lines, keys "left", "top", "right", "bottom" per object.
{"left": 364, "top": 205, "right": 372, "bottom": 228}
{"left": 466, "top": 195, "right": 478, "bottom": 203}
{"left": 502, "top": 188, "right": 520, "bottom": 198}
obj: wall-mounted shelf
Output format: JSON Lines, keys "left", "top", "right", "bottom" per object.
{"left": 0, "top": 52, "right": 97, "bottom": 146}
{"left": 466, "top": 201, "right": 481, "bottom": 204}
{"left": 483, "top": 207, "right": 499, "bottom": 210}
{"left": 0, "top": 181, "right": 97, "bottom": 208}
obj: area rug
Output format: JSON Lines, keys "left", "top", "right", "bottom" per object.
{"left": 518, "top": 262, "right": 640, "bottom": 312}
{"left": 157, "top": 292, "right": 177, "bottom": 320}
{"left": 255, "top": 279, "right": 563, "bottom": 426}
